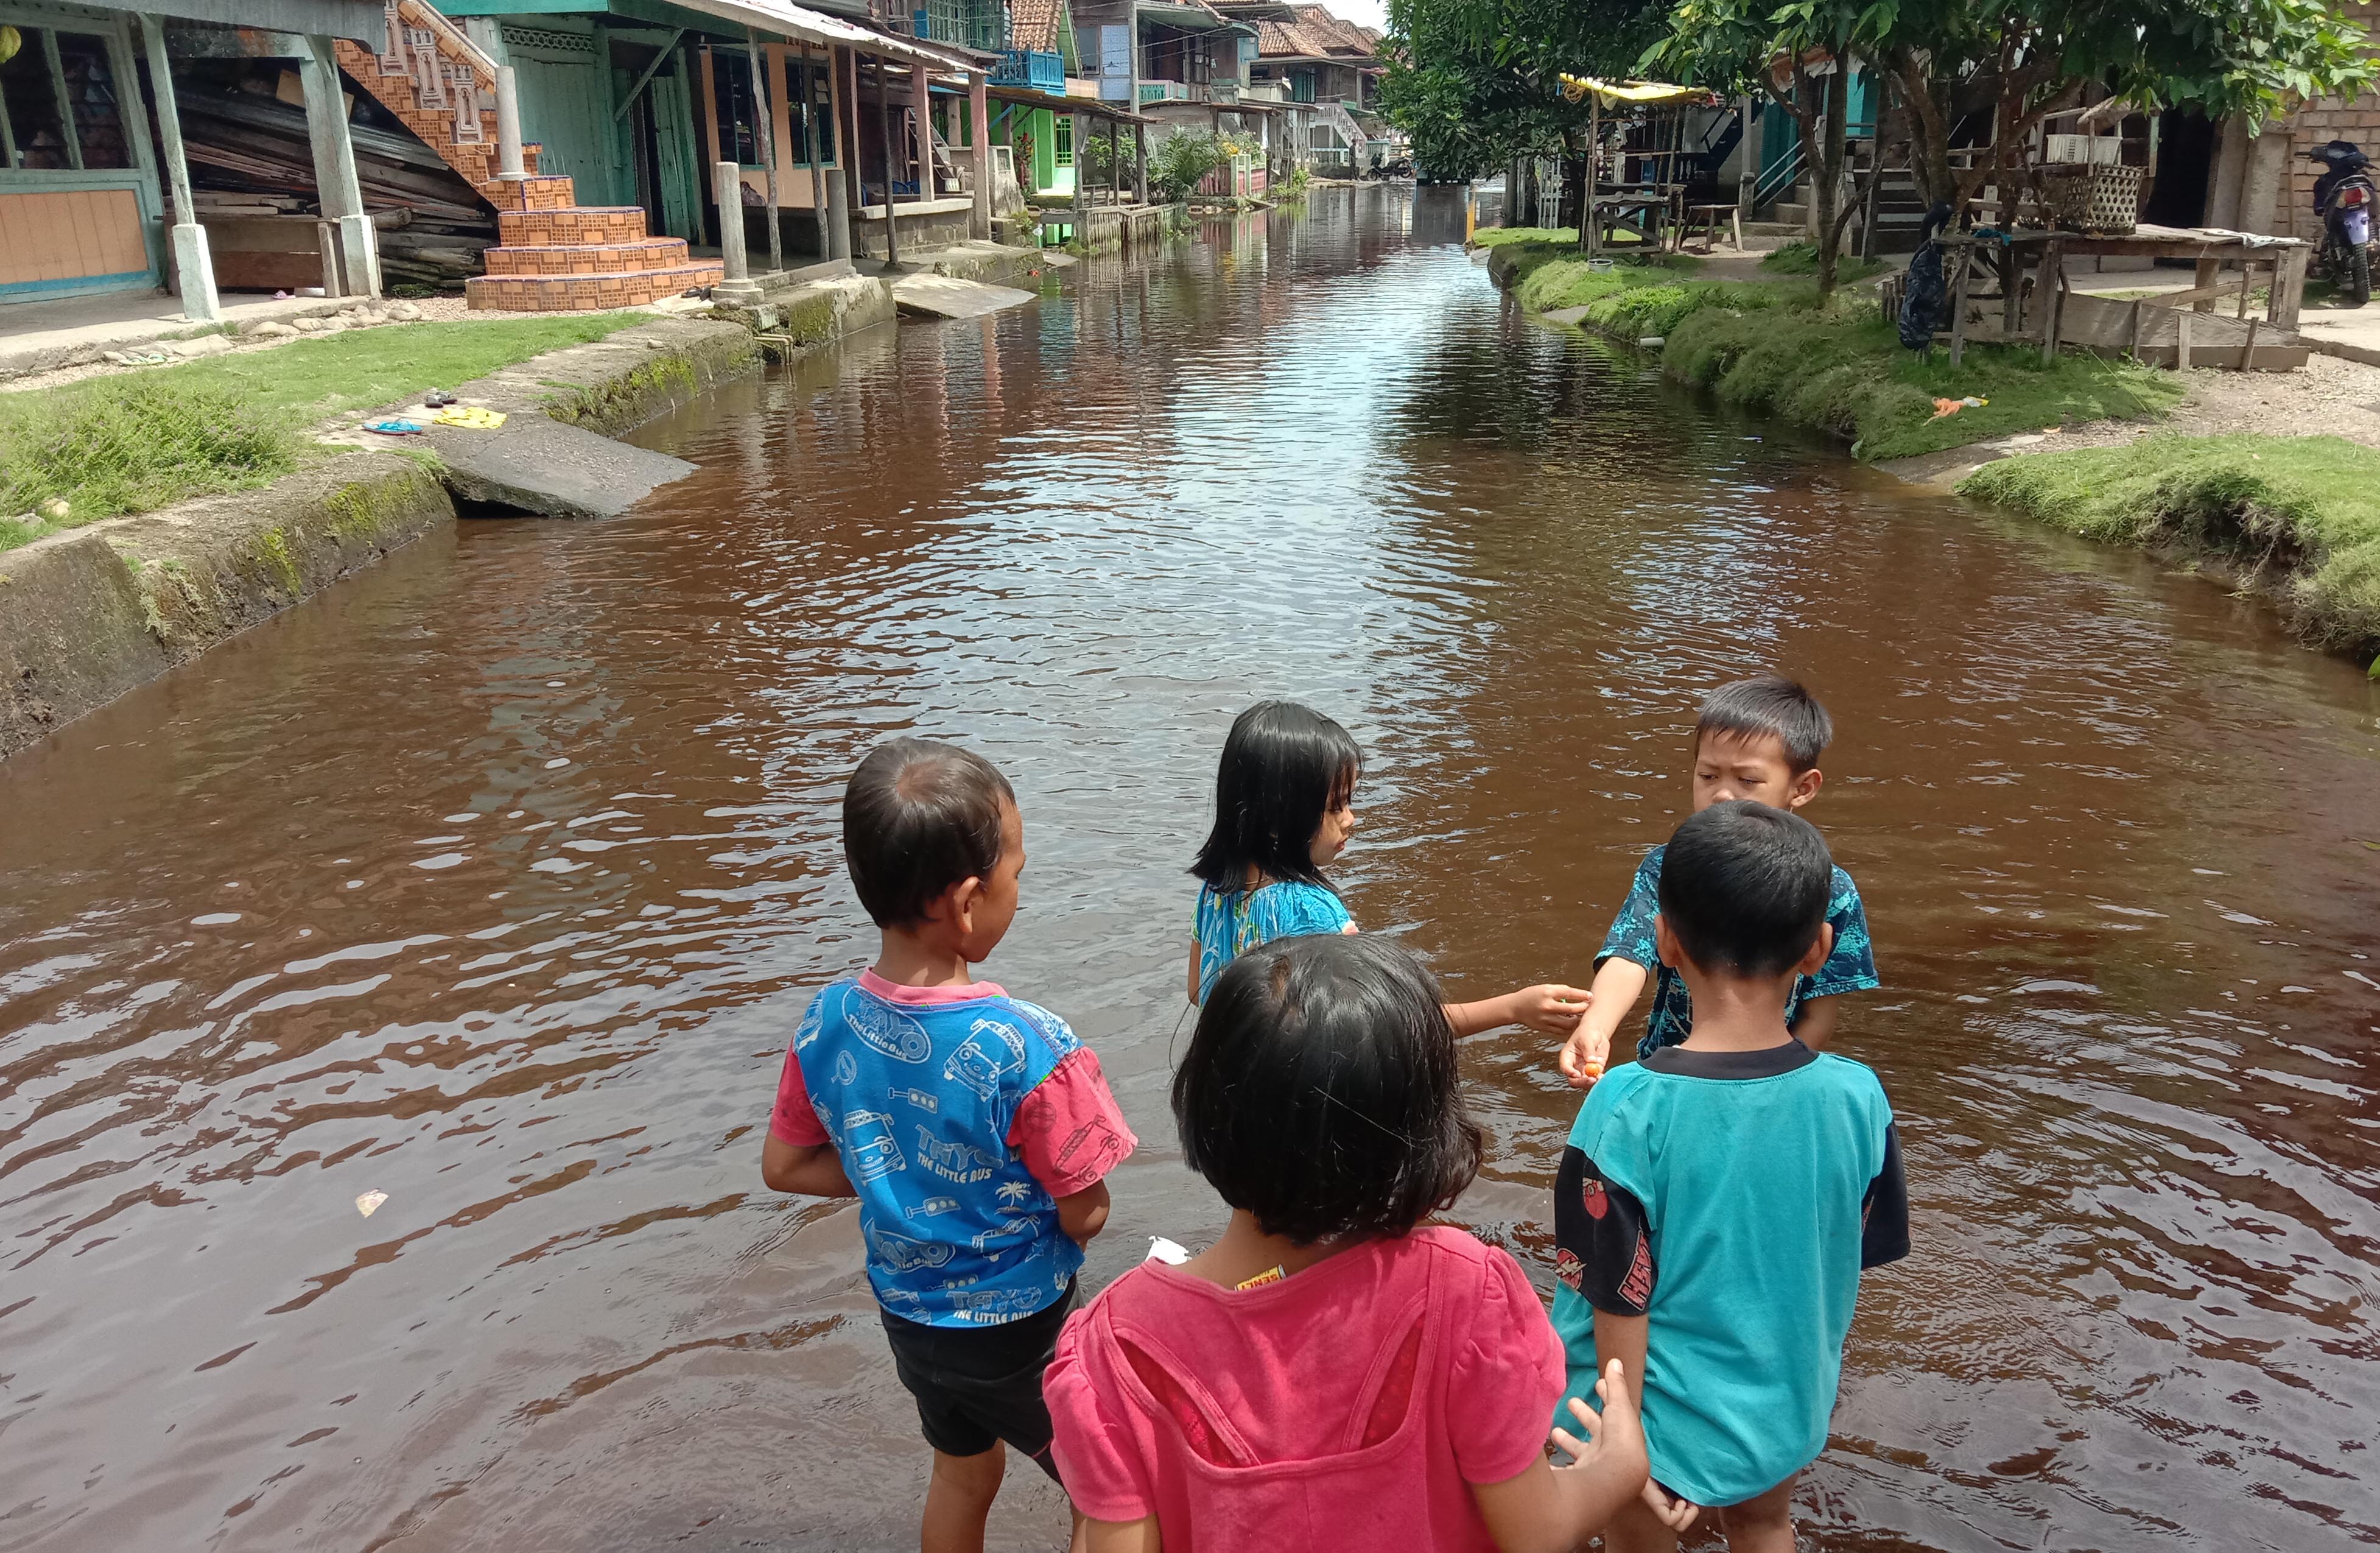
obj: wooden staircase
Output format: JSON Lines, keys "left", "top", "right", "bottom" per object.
{"left": 335, "top": 0, "right": 722, "bottom": 311}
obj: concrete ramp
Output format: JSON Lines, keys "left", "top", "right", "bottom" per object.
{"left": 891, "top": 273, "right": 1037, "bottom": 320}
{"left": 428, "top": 417, "right": 696, "bottom": 520}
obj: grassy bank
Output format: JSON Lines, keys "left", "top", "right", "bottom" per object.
{"left": 1961, "top": 435, "right": 2380, "bottom": 664}
{"left": 2, "top": 314, "right": 647, "bottom": 551}
{"left": 1483, "top": 237, "right": 2180, "bottom": 462}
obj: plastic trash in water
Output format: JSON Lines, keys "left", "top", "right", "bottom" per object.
{"left": 355, "top": 1190, "right": 388, "bottom": 1218}
{"left": 1146, "top": 1236, "right": 1192, "bottom": 1265}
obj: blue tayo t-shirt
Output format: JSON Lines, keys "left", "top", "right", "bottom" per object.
{"left": 1599, "top": 843, "right": 1878, "bottom": 1060}
{"left": 1550, "top": 1043, "right": 1909, "bottom": 1507}
{"left": 778, "top": 976, "right": 1134, "bottom": 1327}
{"left": 1193, "top": 880, "right": 1355, "bottom": 1002}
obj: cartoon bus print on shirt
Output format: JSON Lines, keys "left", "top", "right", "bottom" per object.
{"left": 1006, "top": 999, "right": 1081, "bottom": 1058}
{"left": 914, "top": 1126, "right": 1003, "bottom": 1184}
{"left": 847, "top": 996, "right": 932, "bottom": 1063}
{"left": 945, "top": 1018, "right": 1027, "bottom": 1099}
{"left": 842, "top": 1110, "right": 905, "bottom": 1183}
{"left": 792, "top": 996, "right": 828, "bottom": 1052}
{"left": 866, "top": 1224, "right": 957, "bottom": 1275}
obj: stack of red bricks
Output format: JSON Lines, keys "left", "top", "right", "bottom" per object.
{"left": 466, "top": 177, "right": 723, "bottom": 312}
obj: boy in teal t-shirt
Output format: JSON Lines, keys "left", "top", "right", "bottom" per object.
{"left": 1551, "top": 801, "right": 1909, "bottom": 1552}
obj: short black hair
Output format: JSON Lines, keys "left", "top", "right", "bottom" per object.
{"left": 842, "top": 738, "right": 1015, "bottom": 929}
{"left": 1696, "top": 675, "right": 1833, "bottom": 775}
{"left": 1189, "top": 701, "right": 1361, "bottom": 894}
{"left": 1174, "top": 934, "right": 1480, "bottom": 1245}
{"left": 1657, "top": 800, "right": 1834, "bottom": 979}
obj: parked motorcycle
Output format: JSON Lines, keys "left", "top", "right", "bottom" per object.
{"left": 2308, "top": 139, "right": 2377, "bottom": 306}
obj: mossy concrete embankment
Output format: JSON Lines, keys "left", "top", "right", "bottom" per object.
{"left": 0, "top": 315, "right": 762, "bottom": 761}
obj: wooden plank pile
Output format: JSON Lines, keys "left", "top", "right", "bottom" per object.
{"left": 174, "top": 78, "right": 493, "bottom": 292}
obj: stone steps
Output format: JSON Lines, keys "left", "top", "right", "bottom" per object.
{"left": 465, "top": 261, "right": 725, "bottom": 312}
{"left": 483, "top": 237, "right": 693, "bottom": 276}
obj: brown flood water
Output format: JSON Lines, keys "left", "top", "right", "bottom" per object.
{"left": 5, "top": 188, "right": 2380, "bottom": 1552}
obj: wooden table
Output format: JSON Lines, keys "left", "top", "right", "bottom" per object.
{"left": 1584, "top": 190, "right": 1674, "bottom": 256}
{"left": 1938, "top": 225, "right": 2310, "bottom": 367}
{"left": 1679, "top": 202, "right": 1741, "bottom": 252}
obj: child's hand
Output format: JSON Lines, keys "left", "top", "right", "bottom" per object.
{"left": 1508, "top": 984, "right": 1593, "bottom": 1038}
{"left": 1549, "top": 1360, "right": 1646, "bottom": 1478}
{"left": 1556, "top": 1023, "right": 1609, "bottom": 1089}
{"left": 1640, "top": 1479, "right": 1700, "bottom": 1533}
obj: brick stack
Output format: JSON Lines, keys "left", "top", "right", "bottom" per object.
{"left": 334, "top": 5, "right": 723, "bottom": 312}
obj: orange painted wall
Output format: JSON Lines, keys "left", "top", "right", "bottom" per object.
{"left": 0, "top": 189, "right": 149, "bottom": 285}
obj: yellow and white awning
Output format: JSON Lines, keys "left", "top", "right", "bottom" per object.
{"left": 1557, "top": 76, "right": 1715, "bottom": 108}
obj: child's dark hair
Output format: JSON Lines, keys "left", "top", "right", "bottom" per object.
{"left": 1697, "top": 675, "right": 1833, "bottom": 775}
{"left": 1174, "top": 934, "right": 1480, "bottom": 1245}
{"left": 1189, "top": 701, "right": 1361, "bottom": 894}
{"left": 843, "top": 738, "right": 1015, "bottom": 928}
{"left": 1658, "top": 800, "right": 1833, "bottom": 978}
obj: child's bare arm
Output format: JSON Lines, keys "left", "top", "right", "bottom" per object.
{"left": 1083, "top": 1516, "right": 1161, "bottom": 1552}
{"left": 1056, "top": 1179, "right": 1112, "bottom": 1245}
{"left": 1559, "top": 958, "right": 1649, "bottom": 1087}
{"left": 1446, "top": 985, "right": 1593, "bottom": 1038}
{"left": 1187, "top": 938, "right": 1202, "bottom": 1007}
{"left": 1791, "top": 994, "right": 1842, "bottom": 1052}
{"left": 1469, "top": 1362, "right": 1649, "bottom": 1553}
{"left": 760, "top": 1135, "right": 855, "bottom": 1198}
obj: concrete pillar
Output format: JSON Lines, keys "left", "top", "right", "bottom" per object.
{"left": 714, "top": 160, "right": 762, "bottom": 301}
{"left": 139, "top": 14, "right": 220, "bottom": 321}
{"left": 2240, "top": 127, "right": 2289, "bottom": 236}
{"left": 827, "top": 44, "right": 854, "bottom": 261}
{"left": 303, "top": 35, "right": 378, "bottom": 298}
{"left": 969, "top": 70, "right": 991, "bottom": 238}
{"left": 496, "top": 63, "right": 525, "bottom": 178}
{"left": 1134, "top": 121, "right": 1148, "bottom": 205}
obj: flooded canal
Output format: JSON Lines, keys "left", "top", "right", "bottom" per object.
{"left": 5, "top": 188, "right": 2380, "bottom": 1552}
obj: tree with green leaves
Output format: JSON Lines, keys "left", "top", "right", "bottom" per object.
{"left": 1380, "top": 0, "right": 1669, "bottom": 178}
{"left": 1651, "top": 0, "right": 2375, "bottom": 300}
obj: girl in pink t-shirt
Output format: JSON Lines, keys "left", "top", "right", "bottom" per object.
{"left": 1047, "top": 934, "right": 1654, "bottom": 1552}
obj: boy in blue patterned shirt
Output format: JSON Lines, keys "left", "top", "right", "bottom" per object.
{"left": 763, "top": 738, "right": 1136, "bottom": 1553}
{"left": 1559, "top": 676, "right": 1878, "bottom": 1086}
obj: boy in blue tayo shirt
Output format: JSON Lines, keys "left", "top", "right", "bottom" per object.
{"left": 762, "top": 738, "right": 1137, "bottom": 1553}
{"left": 1551, "top": 801, "right": 1909, "bottom": 1552}
{"left": 1560, "top": 675, "right": 1877, "bottom": 1086}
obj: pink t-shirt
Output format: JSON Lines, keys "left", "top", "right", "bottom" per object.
{"left": 1045, "top": 1226, "right": 1564, "bottom": 1551}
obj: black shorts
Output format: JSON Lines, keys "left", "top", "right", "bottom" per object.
{"left": 879, "top": 1281, "right": 1078, "bottom": 1476}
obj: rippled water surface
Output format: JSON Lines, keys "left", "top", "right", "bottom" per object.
{"left": 7, "top": 189, "right": 2380, "bottom": 1552}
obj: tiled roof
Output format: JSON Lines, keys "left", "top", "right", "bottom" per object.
{"left": 1011, "top": 0, "right": 1062, "bottom": 54}
{"left": 1249, "top": 4, "right": 1378, "bottom": 61}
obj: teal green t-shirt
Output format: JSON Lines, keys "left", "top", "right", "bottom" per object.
{"left": 1549, "top": 1042, "right": 1908, "bottom": 1508}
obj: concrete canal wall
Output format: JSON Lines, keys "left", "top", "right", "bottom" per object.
{"left": 0, "top": 284, "right": 889, "bottom": 762}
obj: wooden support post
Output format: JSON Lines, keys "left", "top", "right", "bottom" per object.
{"left": 746, "top": 29, "right": 782, "bottom": 278}
{"left": 2040, "top": 243, "right": 2065, "bottom": 365}
{"left": 2002, "top": 247, "right": 2020, "bottom": 336}
{"left": 802, "top": 53, "right": 830, "bottom": 260}
{"left": 140, "top": 14, "right": 219, "bottom": 320}
{"left": 2126, "top": 298, "right": 2142, "bottom": 360}
{"left": 302, "top": 33, "right": 376, "bottom": 299}
{"left": 2271, "top": 245, "right": 2308, "bottom": 329}
{"left": 876, "top": 56, "right": 902, "bottom": 269}
{"left": 1071, "top": 110, "right": 1086, "bottom": 223}
{"left": 2175, "top": 306, "right": 2192, "bottom": 370}
{"left": 969, "top": 70, "right": 991, "bottom": 240}
{"left": 1947, "top": 247, "right": 1971, "bottom": 365}
{"left": 911, "top": 61, "right": 932, "bottom": 205}
{"left": 2193, "top": 255, "right": 2219, "bottom": 313}
{"left": 2236, "top": 259, "right": 2253, "bottom": 319}
{"left": 2241, "top": 316, "right": 2260, "bottom": 371}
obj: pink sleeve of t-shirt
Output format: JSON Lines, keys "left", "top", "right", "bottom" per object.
{"left": 1045, "top": 1304, "right": 1156, "bottom": 1523}
{"left": 1008, "top": 1047, "right": 1139, "bottom": 1198}
{"left": 768, "top": 1044, "right": 830, "bottom": 1147}
{"left": 1448, "top": 1245, "right": 1568, "bottom": 1485}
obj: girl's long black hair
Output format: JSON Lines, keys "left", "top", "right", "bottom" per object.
{"left": 1189, "top": 700, "right": 1362, "bottom": 895}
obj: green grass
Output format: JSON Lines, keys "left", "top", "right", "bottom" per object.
{"left": 1, "top": 314, "right": 647, "bottom": 551}
{"left": 1472, "top": 225, "right": 1578, "bottom": 248}
{"left": 1959, "top": 434, "right": 2380, "bottom": 661}
{"left": 1661, "top": 303, "right": 2182, "bottom": 462}
{"left": 1759, "top": 240, "right": 1888, "bottom": 284}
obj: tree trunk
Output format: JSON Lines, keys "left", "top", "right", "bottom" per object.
{"left": 1812, "top": 66, "right": 1847, "bottom": 299}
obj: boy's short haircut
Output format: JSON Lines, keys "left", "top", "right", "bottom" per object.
{"left": 1697, "top": 675, "right": 1833, "bottom": 774}
{"left": 843, "top": 738, "right": 1016, "bottom": 928}
{"left": 1174, "top": 934, "right": 1481, "bottom": 1246}
{"left": 1657, "top": 800, "right": 1833, "bottom": 979}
